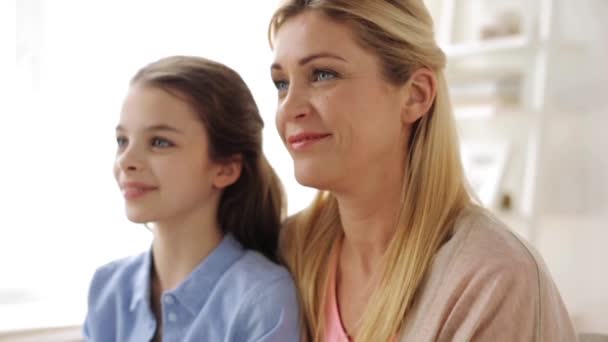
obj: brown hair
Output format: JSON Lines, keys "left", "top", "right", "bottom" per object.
{"left": 132, "top": 56, "right": 285, "bottom": 262}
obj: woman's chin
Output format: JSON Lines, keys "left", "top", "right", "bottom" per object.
{"left": 294, "top": 170, "right": 333, "bottom": 191}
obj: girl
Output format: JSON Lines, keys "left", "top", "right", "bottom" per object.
{"left": 84, "top": 56, "right": 300, "bottom": 341}
{"left": 268, "top": 1, "right": 577, "bottom": 341}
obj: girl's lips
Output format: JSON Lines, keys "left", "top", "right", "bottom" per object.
{"left": 287, "top": 132, "right": 332, "bottom": 151}
{"left": 122, "top": 187, "right": 157, "bottom": 200}
{"left": 120, "top": 182, "right": 158, "bottom": 200}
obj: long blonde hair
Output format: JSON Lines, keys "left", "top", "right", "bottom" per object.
{"left": 269, "top": 1, "right": 472, "bottom": 341}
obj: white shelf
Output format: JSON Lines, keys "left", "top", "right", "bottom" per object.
{"left": 446, "top": 65, "right": 524, "bottom": 85}
{"left": 433, "top": 0, "right": 557, "bottom": 245}
{"left": 443, "top": 37, "right": 536, "bottom": 84}
{"left": 443, "top": 35, "right": 532, "bottom": 59}
{"left": 453, "top": 105, "right": 527, "bottom": 121}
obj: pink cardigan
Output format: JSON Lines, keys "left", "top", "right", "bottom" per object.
{"left": 398, "top": 206, "right": 578, "bottom": 341}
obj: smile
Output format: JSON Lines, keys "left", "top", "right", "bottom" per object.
{"left": 287, "top": 132, "right": 332, "bottom": 151}
{"left": 121, "top": 182, "right": 158, "bottom": 200}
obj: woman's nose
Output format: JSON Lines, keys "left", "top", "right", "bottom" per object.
{"left": 278, "top": 84, "right": 311, "bottom": 122}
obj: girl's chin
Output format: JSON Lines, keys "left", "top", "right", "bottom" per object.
{"left": 125, "top": 210, "right": 158, "bottom": 224}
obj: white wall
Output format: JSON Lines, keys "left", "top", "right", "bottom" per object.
{"left": 3, "top": 0, "right": 317, "bottom": 331}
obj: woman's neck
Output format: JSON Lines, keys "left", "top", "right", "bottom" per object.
{"left": 335, "top": 170, "right": 404, "bottom": 277}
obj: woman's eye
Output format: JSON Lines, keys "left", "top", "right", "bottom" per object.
{"left": 151, "top": 137, "right": 174, "bottom": 148}
{"left": 313, "top": 69, "right": 337, "bottom": 82}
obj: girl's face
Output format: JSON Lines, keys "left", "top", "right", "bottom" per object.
{"left": 114, "top": 84, "right": 225, "bottom": 225}
{"left": 271, "top": 11, "right": 409, "bottom": 193}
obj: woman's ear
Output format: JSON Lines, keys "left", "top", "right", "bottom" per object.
{"left": 401, "top": 68, "right": 437, "bottom": 124}
{"left": 212, "top": 155, "right": 243, "bottom": 189}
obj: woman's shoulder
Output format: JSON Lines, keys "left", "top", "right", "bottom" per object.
{"left": 400, "top": 206, "right": 577, "bottom": 341}
{"left": 442, "top": 205, "right": 539, "bottom": 275}
{"left": 420, "top": 205, "right": 544, "bottom": 309}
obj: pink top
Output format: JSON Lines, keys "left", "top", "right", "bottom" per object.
{"left": 318, "top": 207, "right": 577, "bottom": 342}
{"left": 324, "top": 238, "right": 351, "bottom": 342}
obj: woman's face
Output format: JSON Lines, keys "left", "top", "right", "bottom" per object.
{"left": 271, "top": 11, "right": 409, "bottom": 193}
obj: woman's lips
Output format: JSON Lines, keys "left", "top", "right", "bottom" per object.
{"left": 287, "top": 132, "right": 332, "bottom": 151}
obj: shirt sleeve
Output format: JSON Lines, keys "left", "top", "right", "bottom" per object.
{"left": 82, "top": 262, "right": 120, "bottom": 342}
{"left": 233, "top": 274, "right": 301, "bottom": 342}
{"left": 436, "top": 256, "right": 578, "bottom": 342}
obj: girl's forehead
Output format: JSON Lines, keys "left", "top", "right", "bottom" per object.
{"left": 119, "top": 85, "right": 201, "bottom": 127}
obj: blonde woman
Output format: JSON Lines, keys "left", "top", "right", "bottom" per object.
{"left": 268, "top": 1, "right": 577, "bottom": 341}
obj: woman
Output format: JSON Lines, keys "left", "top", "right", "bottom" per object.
{"left": 268, "top": 1, "right": 577, "bottom": 341}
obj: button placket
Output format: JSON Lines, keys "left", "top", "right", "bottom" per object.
{"left": 164, "top": 294, "right": 175, "bottom": 305}
{"left": 163, "top": 294, "right": 178, "bottom": 324}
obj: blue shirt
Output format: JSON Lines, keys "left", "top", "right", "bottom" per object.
{"left": 83, "top": 235, "right": 300, "bottom": 342}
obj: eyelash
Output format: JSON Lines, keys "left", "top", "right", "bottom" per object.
{"left": 116, "top": 136, "right": 127, "bottom": 148}
{"left": 150, "top": 137, "right": 174, "bottom": 148}
{"left": 115, "top": 136, "right": 175, "bottom": 149}
{"left": 313, "top": 69, "right": 338, "bottom": 82}
{"left": 273, "top": 79, "right": 288, "bottom": 92}
{"left": 272, "top": 68, "right": 340, "bottom": 93}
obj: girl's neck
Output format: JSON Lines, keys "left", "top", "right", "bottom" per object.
{"left": 151, "top": 211, "right": 223, "bottom": 294}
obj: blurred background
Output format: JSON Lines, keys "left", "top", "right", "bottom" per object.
{"left": 1, "top": 0, "right": 606, "bottom": 339}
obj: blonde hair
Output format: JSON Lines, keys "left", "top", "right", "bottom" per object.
{"left": 269, "top": 1, "right": 472, "bottom": 341}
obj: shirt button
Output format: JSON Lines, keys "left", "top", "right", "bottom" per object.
{"left": 164, "top": 294, "right": 175, "bottom": 305}
{"left": 168, "top": 312, "right": 177, "bottom": 322}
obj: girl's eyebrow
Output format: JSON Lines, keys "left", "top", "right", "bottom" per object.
{"left": 115, "top": 124, "right": 184, "bottom": 134}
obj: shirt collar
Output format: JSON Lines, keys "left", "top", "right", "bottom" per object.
{"left": 129, "top": 234, "right": 245, "bottom": 315}
{"left": 129, "top": 247, "right": 153, "bottom": 311}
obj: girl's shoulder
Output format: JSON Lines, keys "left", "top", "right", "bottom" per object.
{"left": 88, "top": 251, "right": 151, "bottom": 315}
{"left": 86, "top": 251, "right": 150, "bottom": 308}
{"left": 90, "top": 252, "right": 148, "bottom": 284}
{"left": 226, "top": 248, "right": 296, "bottom": 297}
{"left": 216, "top": 250, "right": 300, "bottom": 341}
{"left": 83, "top": 251, "right": 151, "bottom": 340}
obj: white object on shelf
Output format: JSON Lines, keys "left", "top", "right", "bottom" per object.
{"left": 460, "top": 140, "right": 511, "bottom": 207}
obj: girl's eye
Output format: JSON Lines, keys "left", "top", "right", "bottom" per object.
{"left": 151, "top": 137, "right": 174, "bottom": 148}
{"left": 313, "top": 69, "right": 337, "bottom": 82}
{"left": 116, "top": 136, "right": 127, "bottom": 148}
